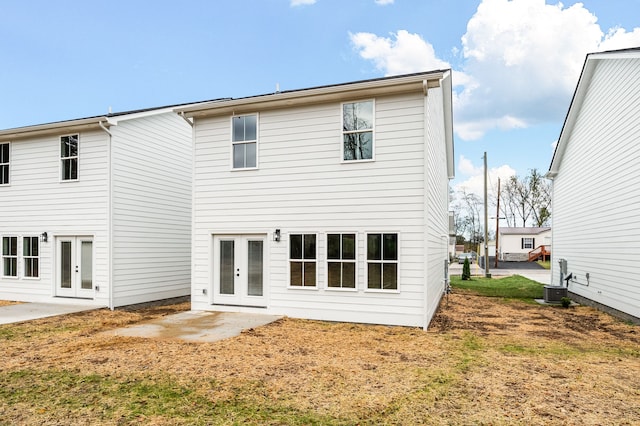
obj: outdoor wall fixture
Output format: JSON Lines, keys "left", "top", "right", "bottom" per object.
{"left": 40, "top": 232, "right": 48, "bottom": 243}
{"left": 274, "top": 229, "right": 281, "bottom": 242}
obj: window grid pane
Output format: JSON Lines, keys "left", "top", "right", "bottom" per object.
{"left": 23, "top": 236, "right": 39, "bottom": 278}
{"left": 367, "top": 233, "right": 398, "bottom": 290}
{"left": 327, "top": 233, "right": 356, "bottom": 289}
{"left": 0, "top": 143, "right": 8, "bottom": 185}
{"left": 343, "top": 101, "right": 373, "bottom": 161}
{"left": 290, "top": 234, "right": 316, "bottom": 287}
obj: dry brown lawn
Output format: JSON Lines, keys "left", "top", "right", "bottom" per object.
{"left": 0, "top": 294, "right": 638, "bottom": 425}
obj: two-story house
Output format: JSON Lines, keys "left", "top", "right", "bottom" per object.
{"left": 176, "top": 70, "right": 454, "bottom": 328}
{"left": 0, "top": 107, "right": 192, "bottom": 308}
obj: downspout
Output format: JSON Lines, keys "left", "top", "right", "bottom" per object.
{"left": 98, "top": 120, "right": 115, "bottom": 310}
{"left": 423, "top": 81, "right": 430, "bottom": 331}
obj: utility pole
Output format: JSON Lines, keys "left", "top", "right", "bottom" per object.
{"left": 495, "top": 178, "right": 501, "bottom": 269}
{"left": 484, "top": 152, "right": 490, "bottom": 278}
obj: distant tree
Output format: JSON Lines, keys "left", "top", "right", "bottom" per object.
{"left": 499, "top": 169, "right": 551, "bottom": 227}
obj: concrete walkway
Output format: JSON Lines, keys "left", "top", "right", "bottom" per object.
{"left": 0, "top": 302, "right": 99, "bottom": 325}
{"left": 101, "top": 311, "right": 283, "bottom": 343}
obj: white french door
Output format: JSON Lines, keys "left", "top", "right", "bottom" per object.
{"left": 213, "top": 235, "right": 266, "bottom": 307}
{"left": 56, "top": 236, "right": 94, "bottom": 299}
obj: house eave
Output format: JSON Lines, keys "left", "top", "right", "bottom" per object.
{"left": 176, "top": 71, "right": 447, "bottom": 118}
{"left": 0, "top": 117, "right": 111, "bottom": 141}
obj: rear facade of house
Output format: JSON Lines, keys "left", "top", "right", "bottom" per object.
{"left": 548, "top": 48, "right": 640, "bottom": 323}
{"left": 0, "top": 109, "right": 192, "bottom": 308}
{"left": 181, "top": 71, "right": 454, "bottom": 329}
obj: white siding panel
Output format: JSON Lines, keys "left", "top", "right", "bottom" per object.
{"left": 110, "top": 112, "right": 192, "bottom": 307}
{"left": 424, "top": 85, "right": 449, "bottom": 327}
{"left": 552, "top": 58, "right": 640, "bottom": 319}
{"left": 0, "top": 130, "right": 110, "bottom": 306}
{"left": 192, "top": 93, "right": 432, "bottom": 326}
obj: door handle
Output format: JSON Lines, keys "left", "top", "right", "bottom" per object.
{"left": 75, "top": 266, "right": 79, "bottom": 273}
{"left": 236, "top": 268, "right": 240, "bottom": 277}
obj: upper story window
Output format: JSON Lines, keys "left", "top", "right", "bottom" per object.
{"left": 327, "top": 233, "right": 356, "bottom": 289}
{"left": 232, "top": 115, "right": 257, "bottom": 169}
{"left": 23, "top": 236, "right": 39, "bottom": 278}
{"left": 60, "top": 134, "right": 79, "bottom": 181}
{"left": 289, "top": 234, "right": 316, "bottom": 287}
{"left": 342, "top": 100, "right": 374, "bottom": 161}
{"left": 2, "top": 236, "right": 17, "bottom": 278}
{"left": 0, "top": 142, "right": 9, "bottom": 185}
{"left": 367, "top": 233, "right": 398, "bottom": 290}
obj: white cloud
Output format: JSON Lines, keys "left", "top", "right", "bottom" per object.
{"left": 454, "top": 157, "right": 516, "bottom": 200}
{"left": 456, "top": 0, "right": 640, "bottom": 139}
{"left": 375, "top": 0, "right": 394, "bottom": 5}
{"left": 350, "top": 30, "right": 450, "bottom": 76}
{"left": 290, "top": 0, "right": 316, "bottom": 6}
{"left": 350, "top": 0, "right": 640, "bottom": 141}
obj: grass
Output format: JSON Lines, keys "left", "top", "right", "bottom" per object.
{"left": 537, "top": 260, "right": 551, "bottom": 269}
{"left": 451, "top": 274, "right": 544, "bottom": 299}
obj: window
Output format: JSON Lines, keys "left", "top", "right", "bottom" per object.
{"left": 60, "top": 134, "right": 78, "bottom": 180}
{"left": 367, "top": 233, "right": 398, "bottom": 290}
{"left": 0, "top": 142, "right": 9, "bottom": 185}
{"left": 342, "top": 100, "right": 373, "bottom": 161}
{"left": 232, "top": 115, "right": 257, "bottom": 168}
{"left": 522, "top": 238, "right": 534, "bottom": 249}
{"left": 289, "top": 234, "right": 316, "bottom": 287}
{"left": 23, "top": 236, "right": 39, "bottom": 278}
{"left": 2, "top": 236, "right": 17, "bottom": 277}
{"left": 327, "top": 233, "right": 356, "bottom": 289}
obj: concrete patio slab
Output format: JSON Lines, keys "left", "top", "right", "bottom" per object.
{"left": 0, "top": 302, "right": 99, "bottom": 325}
{"left": 101, "top": 311, "right": 283, "bottom": 343}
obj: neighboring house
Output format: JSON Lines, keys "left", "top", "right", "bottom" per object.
{"left": 0, "top": 107, "right": 193, "bottom": 308}
{"left": 499, "top": 227, "right": 551, "bottom": 261}
{"left": 547, "top": 48, "right": 640, "bottom": 324}
{"left": 177, "top": 70, "right": 454, "bottom": 329}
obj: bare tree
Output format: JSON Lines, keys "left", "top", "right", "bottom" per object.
{"left": 499, "top": 169, "right": 551, "bottom": 227}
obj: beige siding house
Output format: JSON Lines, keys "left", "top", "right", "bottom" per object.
{"left": 499, "top": 227, "right": 551, "bottom": 262}
{"left": 178, "top": 71, "right": 454, "bottom": 329}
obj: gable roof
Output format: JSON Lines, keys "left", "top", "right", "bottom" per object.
{"left": 499, "top": 227, "right": 551, "bottom": 236}
{"left": 547, "top": 47, "right": 640, "bottom": 178}
{"left": 175, "top": 70, "right": 455, "bottom": 179}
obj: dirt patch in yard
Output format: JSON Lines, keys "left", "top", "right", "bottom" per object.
{"left": 0, "top": 294, "right": 638, "bottom": 425}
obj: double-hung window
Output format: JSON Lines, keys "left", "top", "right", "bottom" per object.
{"left": 0, "top": 142, "right": 9, "bottom": 185}
{"left": 2, "top": 236, "right": 18, "bottom": 278}
{"left": 327, "top": 233, "right": 356, "bottom": 289}
{"left": 522, "top": 238, "right": 534, "bottom": 249}
{"left": 342, "top": 100, "right": 374, "bottom": 161}
{"left": 289, "top": 234, "right": 316, "bottom": 287}
{"left": 61, "top": 134, "right": 79, "bottom": 181}
{"left": 367, "top": 233, "right": 398, "bottom": 290}
{"left": 232, "top": 115, "right": 257, "bottom": 169}
{"left": 23, "top": 236, "right": 39, "bottom": 278}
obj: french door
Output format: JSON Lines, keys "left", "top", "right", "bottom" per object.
{"left": 56, "top": 236, "right": 94, "bottom": 299}
{"left": 213, "top": 235, "right": 266, "bottom": 307}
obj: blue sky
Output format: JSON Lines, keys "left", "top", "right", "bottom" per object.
{"left": 1, "top": 0, "right": 639, "bottom": 194}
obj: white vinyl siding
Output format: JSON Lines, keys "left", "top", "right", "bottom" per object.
{"left": 0, "top": 142, "right": 9, "bottom": 185}
{"left": 0, "top": 129, "right": 109, "bottom": 303}
{"left": 551, "top": 56, "right": 640, "bottom": 320}
{"left": 192, "top": 90, "right": 437, "bottom": 326}
{"left": 110, "top": 112, "right": 192, "bottom": 307}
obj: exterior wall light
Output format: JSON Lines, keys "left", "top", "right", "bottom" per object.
{"left": 274, "top": 229, "right": 281, "bottom": 242}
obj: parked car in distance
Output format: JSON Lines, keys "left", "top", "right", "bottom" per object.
{"left": 458, "top": 253, "right": 474, "bottom": 264}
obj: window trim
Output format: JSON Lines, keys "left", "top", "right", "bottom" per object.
{"left": 230, "top": 113, "right": 259, "bottom": 170}
{"left": 60, "top": 133, "right": 79, "bottom": 182}
{"left": 0, "top": 142, "right": 9, "bottom": 186}
{"left": 522, "top": 237, "right": 534, "bottom": 250}
{"left": 325, "top": 232, "right": 357, "bottom": 291}
{"left": 341, "top": 99, "right": 375, "bottom": 163}
{"left": 288, "top": 233, "right": 318, "bottom": 289}
{"left": 22, "top": 236, "right": 40, "bottom": 279}
{"left": 2, "top": 235, "right": 18, "bottom": 279}
{"left": 364, "top": 232, "right": 400, "bottom": 293}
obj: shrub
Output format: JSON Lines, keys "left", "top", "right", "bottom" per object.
{"left": 462, "top": 257, "right": 471, "bottom": 280}
{"left": 561, "top": 297, "right": 571, "bottom": 308}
